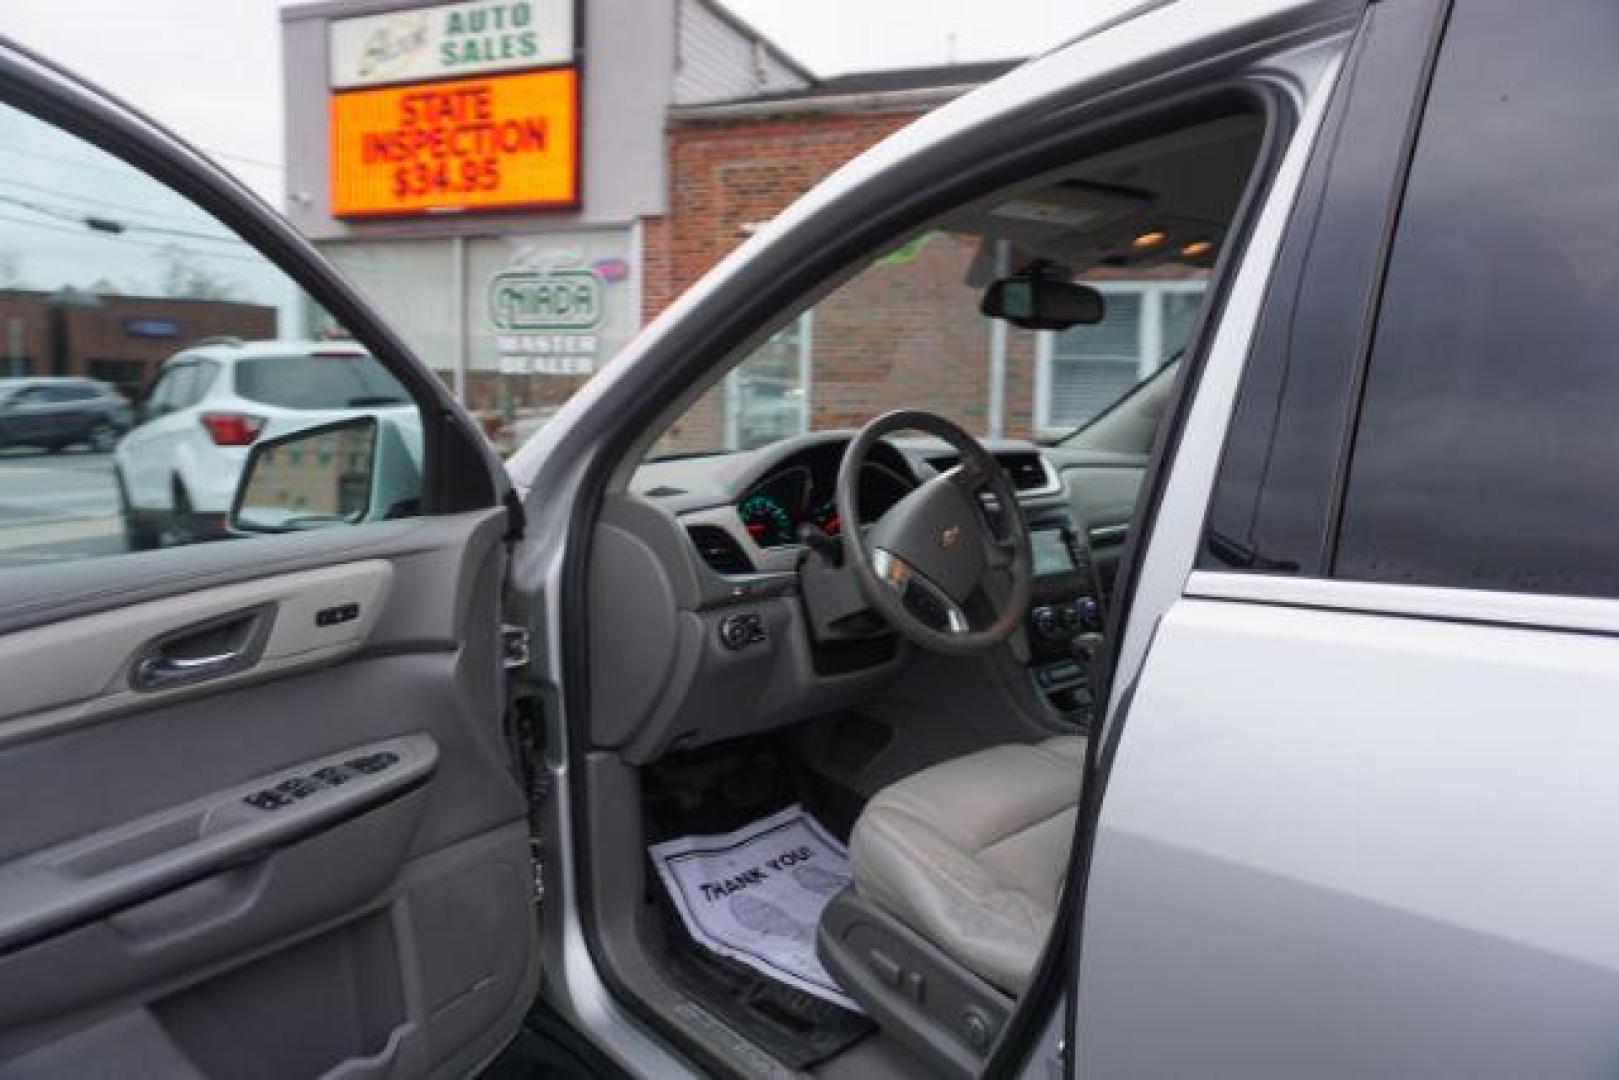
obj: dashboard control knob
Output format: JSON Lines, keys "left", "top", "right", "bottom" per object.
{"left": 1077, "top": 597, "right": 1100, "bottom": 629}
{"left": 1059, "top": 604, "right": 1082, "bottom": 631}
{"left": 719, "top": 614, "right": 752, "bottom": 651}
{"left": 1032, "top": 606, "right": 1059, "bottom": 639}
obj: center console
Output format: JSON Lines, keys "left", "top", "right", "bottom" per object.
{"left": 1021, "top": 511, "right": 1103, "bottom": 727}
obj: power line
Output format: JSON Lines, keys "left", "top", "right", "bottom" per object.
{"left": 0, "top": 192, "right": 245, "bottom": 248}
{"left": 0, "top": 211, "right": 270, "bottom": 267}
{"left": 0, "top": 174, "right": 226, "bottom": 230}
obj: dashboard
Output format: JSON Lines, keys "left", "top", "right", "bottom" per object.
{"left": 735, "top": 440, "right": 917, "bottom": 547}
{"left": 591, "top": 432, "right": 1126, "bottom": 761}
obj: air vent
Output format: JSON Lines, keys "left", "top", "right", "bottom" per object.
{"left": 686, "top": 525, "right": 755, "bottom": 576}
{"left": 927, "top": 452, "right": 1056, "bottom": 495}
{"left": 996, "top": 453, "right": 1053, "bottom": 493}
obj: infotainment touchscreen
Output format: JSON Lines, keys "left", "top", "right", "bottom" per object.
{"left": 1030, "top": 528, "right": 1076, "bottom": 576}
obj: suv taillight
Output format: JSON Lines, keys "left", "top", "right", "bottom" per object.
{"left": 200, "top": 411, "right": 265, "bottom": 446}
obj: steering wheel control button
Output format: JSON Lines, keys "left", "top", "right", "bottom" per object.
{"left": 719, "top": 613, "right": 765, "bottom": 650}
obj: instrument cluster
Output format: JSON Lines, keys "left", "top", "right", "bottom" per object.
{"left": 736, "top": 450, "right": 915, "bottom": 549}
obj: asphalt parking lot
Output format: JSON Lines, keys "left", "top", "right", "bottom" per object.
{"left": 0, "top": 449, "right": 126, "bottom": 567}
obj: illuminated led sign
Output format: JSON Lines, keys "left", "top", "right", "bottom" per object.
{"left": 329, "top": 67, "right": 579, "bottom": 217}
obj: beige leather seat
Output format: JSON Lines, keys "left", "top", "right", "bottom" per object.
{"left": 846, "top": 736, "right": 1084, "bottom": 996}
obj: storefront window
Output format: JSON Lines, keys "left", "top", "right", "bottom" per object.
{"left": 324, "top": 228, "right": 639, "bottom": 452}
{"left": 1038, "top": 280, "right": 1206, "bottom": 434}
{"left": 727, "top": 313, "right": 811, "bottom": 451}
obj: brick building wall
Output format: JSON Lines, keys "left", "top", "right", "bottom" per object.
{"left": 641, "top": 106, "right": 1052, "bottom": 455}
{"left": 0, "top": 290, "right": 276, "bottom": 398}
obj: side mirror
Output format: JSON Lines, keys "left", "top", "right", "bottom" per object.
{"left": 229, "top": 416, "right": 379, "bottom": 534}
{"left": 981, "top": 273, "right": 1105, "bottom": 331}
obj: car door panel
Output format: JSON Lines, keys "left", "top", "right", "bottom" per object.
{"left": 0, "top": 560, "right": 392, "bottom": 742}
{"left": 1078, "top": 584, "right": 1619, "bottom": 1076}
{"left": 0, "top": 509, "right": 538, "bottom": 1078}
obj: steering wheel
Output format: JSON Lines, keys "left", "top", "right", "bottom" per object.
{"left": 837, "top": 410, "right": 1032, "bottom": 655}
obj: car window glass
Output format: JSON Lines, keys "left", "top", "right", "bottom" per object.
{"left": 158, "top": 366, "right": 196, "bottom": 413}
{"left": 145, "top": 370, "right": 178, "bottom": 414}
{"left": 234, "top": 354, "right": 411, "bottom": 411}
{"left": 0, "top": 98, "right": 427, "bottom": 568}
{"left": 649, "top": 238, "right": 1211, "bottom": 458}
{"left": 1335, "top": 0, "right": 1619, "bottom": 597}
{"left": 186, "top": 363, "right": 217, "bottom": 406}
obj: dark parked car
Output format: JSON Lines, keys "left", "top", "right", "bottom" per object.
{"left": 0, "top": 377, "right": 132, "bottom": 453}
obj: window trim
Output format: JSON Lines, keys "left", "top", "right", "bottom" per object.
{"left": 1188, "top": 569, "right": 1619, "bottom": 639}
{"left": 1195, "top": 0, "right": 1452, "bottom": 578}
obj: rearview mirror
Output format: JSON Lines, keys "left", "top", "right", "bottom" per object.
{"left": 229, "top": 417, "right": 378, "bottom": 534}
{"left": 980, "top": 273, "right": 1105, "bottom": 331}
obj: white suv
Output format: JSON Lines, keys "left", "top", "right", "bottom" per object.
{"left": 113, "top": 339, "right": 421, "bottom": 548}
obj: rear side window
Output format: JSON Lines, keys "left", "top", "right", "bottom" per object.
{"left": 234, "top": 354, "right": 410, "bottom": 410}
{"left": 153, "top": 365, "right": 196, "bottom": 414}
{"left": 1335, "top": 0, "right": 1619, "bottom": 597}
{"left": 187, "top": 362, "right": 219, "bottom": 406}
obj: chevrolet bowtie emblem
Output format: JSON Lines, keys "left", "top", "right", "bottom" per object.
{"left": 939, "top": 525, "right": 962, "bottom": 549}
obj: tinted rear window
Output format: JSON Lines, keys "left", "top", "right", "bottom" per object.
{"left": 233, "top": 355, "right": 410, "bottom": 410}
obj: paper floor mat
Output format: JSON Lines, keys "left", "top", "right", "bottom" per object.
{"left": 649, "top": 804, "right": 860, "bottom": 1011}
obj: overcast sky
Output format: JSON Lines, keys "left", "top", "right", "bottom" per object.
{"left": 0, "top": 0, "right": 1114, "bottom": 206}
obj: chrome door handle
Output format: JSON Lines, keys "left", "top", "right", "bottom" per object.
{"left": 132, "top": 650, "right": 244, "bottom": 691}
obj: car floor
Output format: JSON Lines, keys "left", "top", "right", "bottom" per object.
{"left": 638, "top": 736, "right": 876, "bottom": 1071}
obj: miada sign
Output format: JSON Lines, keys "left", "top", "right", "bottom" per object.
{"left": 489, "top": 269, "right": 601, "bottom": 331}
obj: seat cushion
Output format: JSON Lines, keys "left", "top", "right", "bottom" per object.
{"left": 847, "top": 737, "right": 1084, "bottom": 995}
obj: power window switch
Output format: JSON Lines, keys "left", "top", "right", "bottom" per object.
{"left": 243, "top": 790, "right": 290, "bottom": 811}
{"left": 345, "top": 751, "right": 400, "bottom": 775}
{"left": 313, "top": 765, "right": 356, "bottom": 787}
{"left": 275, "top": 777, "right": 320, "bottom": 799}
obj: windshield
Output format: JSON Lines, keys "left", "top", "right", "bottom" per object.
{"left": 651, "top": 231, "right": 1207, "bottom": 459}
{"left": 234, "top": 354, "right": 410, "bottom": 410}
{"left": 646, "top": 111, "right": 1266, "bottom": 462}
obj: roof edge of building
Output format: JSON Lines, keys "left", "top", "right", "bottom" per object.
{"left": 669, "top": 84, "right": 981, "bottom": 123}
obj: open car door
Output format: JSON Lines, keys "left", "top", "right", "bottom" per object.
{"left": 0, "top": 41, "right": 538, "bottom": 1078}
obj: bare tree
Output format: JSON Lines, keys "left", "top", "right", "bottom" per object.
{"left": 157, "top": 244, "right": 239, "bottom": 300}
